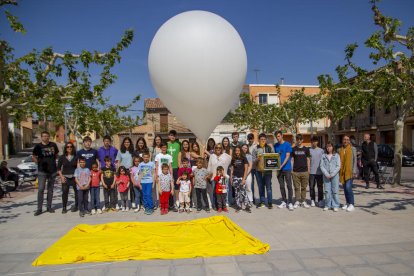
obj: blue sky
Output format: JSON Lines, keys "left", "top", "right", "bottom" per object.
{"left": 4, "top": 0, "right": 414, "bottom": 116}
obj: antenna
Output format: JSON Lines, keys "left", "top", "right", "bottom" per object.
{"left": 253, "top": 69, "right": 261, "bottom": 83}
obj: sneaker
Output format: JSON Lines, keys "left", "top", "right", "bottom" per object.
{"left": 121, "top": 207, "right": 126, "bottom": 212}
{"left": 333, "top": 208, "right": 339, "bottom": 212}
{"left": 186, "top": 209, "right": 191, "bottom": 213}
{"left": 268, "top": 204, "right": 273, "bottom": 209}
{"left": 256, "top": 203, "right": 265, "bottom": 209}
{"left": 235, "top": 207, "right": 241, "bottom": 213}
{"left": 91, "top": 209, "right": 96, "bottom": 215}
{"left": 102, "top": 206, "right": 106, "bottom": 212}
{"left": 342, "top": 204, "right": 348, "bottom": 210}
{"left": 125, "top": 207, "right": 130, "bottom": 212}
{"left": 196, "top": 208, "right": 202, "bottom": 212}
{"left": 132, "top": 202, "right": 136, "bottom": 208}
{"left": 346, "top": 204, "right": 355, "bottom": 212}
{"left": 323, "top": 207, "right": 329, "bottom": 211}
{"left": 293, "top": 201, "right": 300, "bottom": 209}
{"left": 288, "top": 203, "right": 294, "bottom": 211}
{"left": 47, "top": 208, "right": 55, "bottom": 213}
{"left": 205, "top": 208, "right": 211, "bottom": 213}
{"left": 116, "top": 204, "right": 120, "bottom": 210}
{"left": 172, "top": 207, "right": 178, "bottom": 212}
{"left": 302, "top": 202, "right": 310, "bottom": 209}
{"left": 111, "top": 208, "right": 117, "bottom": 212}
{"left": 179, "top": 209, "right": 184, "bottom": 213}
{"left": 318, "top": 200, "right": 324, "bottom": 208}
{"left": 134, "top": 208, "right": 139, "bottom": 213}
{"left": 85, "top": 210, "right": 92, "bottom": 215}
{"left": 144, "top": 208, "right": 150, "bottom": 215}
{"left": 223, "top": 208, "right": 229, "bottom": 213}
{"left": 278, "top": 202, "right": 287, "bottom": 209}
{"left": 245, "top": 206, "right": 252, "bottom": 213}
{"left": 62, "top": 208, "right": 67, "bottom": 214}
{"left": 79, "top": 211, "right": 84, "bottom": 217}
{"left": 311, "top": 200, "right": 316, "bottom": 207}
{"left": 217, "top": 208, "right": 222, "bottom": 213}
{"left": 97, "top": 209, "right": 102, "bottom": 214}
{"left": 71, "top": 206, "right": 78, "bottom": 212}
{"left": 34, "top": 210, "right": 42, "bottom": 216}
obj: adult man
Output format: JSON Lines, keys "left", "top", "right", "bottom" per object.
{"left": 274, "top": 131, "right": 294, "bottom": 210}
{"left": 339, "top": 135, "right": 358, "bottom": 212}
{"left": 97, "top": 135, "right": 118, "bottom": 169}
{"left": 33, "top": 131, "right": 59, "bottom": 216}
{"left": 247, "top": 133, "right": 257, "bottom": 203}
{"left": 252, "top": 133, "right": 274, "bottom": 209}
{"left": 77, "top": 136, "right": 99, "bottom": 169}
{"left": 361, "top": 133, "right": 382, "bottom": 189}
{"left": 309, "top": 136, "right": 324, "bottom": 207}
{"left": 167, "top": 130, "right": 181, "bottom": 211}
{"left": 230, "top": 132, "right": 243, "bottom": 152}
{"left": 291, "top": 134, "right": 311, "bottom": 209}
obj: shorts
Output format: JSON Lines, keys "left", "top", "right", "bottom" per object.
{"left": 179, "top": 191, "right": 190, "bottom": 203}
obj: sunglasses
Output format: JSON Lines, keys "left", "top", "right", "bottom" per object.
{"left": 215, "top": 147, "right": 222, "bottom": 150}
{"left": 66, "top": 146, "right": 73, "bottom": 148}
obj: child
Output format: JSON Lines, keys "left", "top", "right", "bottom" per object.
{"left": 157, "top": 163, "right": 174, "bottom": 215}
{"left": 137, "top": 151, "right": 156, "bottom": 215}
{"left": 90, "top": 162, "right": 102, "bottom": 214}
{"left": 130, "top": 156, "right": 143, "bottom": 212}
{"left": 214, "top": 166, "right": 229, "bottom": 213}
{"left": 177, "top": 157, "right": 193, "bottom": 209}
{"left": 193, "top": 157, "right": 210, "bottom": 212}
{"left": 116, "top": 166, "right": 130, "bottom": 211}
{"left": 177, "top": 171, "right": 192, "bottom": 213}
{"left": 74, "top": 157, "right": 91, "bottom": 217}
{"left": 101, "top": 156, "right": 116, "bottom": 212}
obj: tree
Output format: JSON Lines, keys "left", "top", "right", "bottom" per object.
{"left": 1, "top": 1, "right": 140, "bottom": 148}
{"left": 319, "top": 0, "right": 413, "bottom": 185}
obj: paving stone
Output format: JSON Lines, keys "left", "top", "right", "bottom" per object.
{"left": 387, "top": 251, "right": 414, "bottom": 262}
{"left": 318, "top": 247, "right": 352, "bottom": 257}
{"left": 282, "top": 270, "right": 313, "bottom": 276}
{"left": 73, "top": 269, "right": 106, "bottom": 276}
{"left": 203, "top": 256, "right": 236, "bottom": 264}
{"left": 270, "top": 258, "right": 304, "bottom": 272}
{"left": 140, "top": 265, "right": 171, "bottom": 275}
{"left": 313, "top": 268, "right": 347, "bottom": 276}
{"left": 40, "top": 271, "right": 72, "bottom": 276}
{"left": 362, "top": 252, "right": 397, "bottom": 264}
{"left": 173, "top": 264, "right": 205, "bottom": 276}
{"left": 377, "top": 263, "right": 414, "bottom": 274}
{"left": 235, "top": 254, "right": 266, "bottom": 263}
{"left": 173, "top": 258, "right": 203, "bottom": 265}
{"left": 344, "top": 266, "right": 386, "bottom": 276}
{"left": 237, "top": 262, "right": 273, "bottom": 273}
{"left": 265, "top": 250, "right": 296, "bottom": 261}
{"left": 205, "top": 263, "right": 241, "bottom": 274}
{"left": 0, "top": 261, "right": 19, "bottom": 273}
{"left": 300, "top": 257, "right": 337, "bottom": 270}
{"left": 140, "top": 259, "right": 172, "bottom": 266}
{"left": 371, "top": 243, "right": 405, "bottom": 253}
{"left": 347, "top": 245, "right": 381, "bottom": 255}
{"left": 331, "top": 255, "right": 367, "bottom": 266}
{"left": 293, "top": 249, "right": 323, "bottom": 259}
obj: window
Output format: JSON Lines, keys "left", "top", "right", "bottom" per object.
{"left": 384, "top": 105, "right": 391, "bottom": 114}
{"left": 268, "top": 94, "right": 279, "bottom": 105}
{"left": 258, "top": 94, "right": 268, "bottom": 104}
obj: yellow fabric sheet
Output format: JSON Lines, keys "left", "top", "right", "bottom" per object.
{"left": 32, "top": 216, "right": 269, "bottom": 266}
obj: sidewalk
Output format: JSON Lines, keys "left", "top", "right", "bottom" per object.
{"left": 1, "top": 178, "right": 414, "bottom": 275}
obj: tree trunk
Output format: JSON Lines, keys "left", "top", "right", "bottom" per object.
{"left": 326, "top": 125, "right": 335, "bottom": 145}
{"left": 0, "top": 42, "right": 9, "bottom": 160}
{"left": 392, "top": 117, "right": 404, "bottom": 186}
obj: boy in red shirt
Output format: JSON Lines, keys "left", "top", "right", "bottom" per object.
{"left": 214, "top": 166, "right": 229, "bottom": 213}
{"left": 90, "top": 162, "right": 102, "bottom": 214}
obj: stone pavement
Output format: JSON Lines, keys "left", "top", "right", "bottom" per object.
{"left": 1, "top": 176, "right": 414, "bottom": 275}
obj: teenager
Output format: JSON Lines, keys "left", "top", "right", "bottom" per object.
{"left": 178, "top": 140, "right": 192, "bottom": 168}
{"left": 309, "top": 136, "right": 324, "bottom": 207}
{"left": 134, "top": 137, "right": 149, "bottom": 159}
{"left": 77, "top": 136, "right": 99, "bottom": 170}
{"left": 291, "top": 134, "right": 311, "bottom": 209}
{"left": 97, "top": 135, "right": 118, "bottom": 169}
{"left": 339, "top": 135, "right": 358, "bottom": 212}
{"left": 320, "top": 141, "right": 341, "bottom": 212}
{"left": 115, "top": 137, "right": 134, "bottom": 209}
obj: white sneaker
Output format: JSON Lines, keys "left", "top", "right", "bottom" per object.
{"left": 302, "top": 202, "right": 310, "bottom": 209}
{"left": 134, "top": 208, "right": 139, "bottom": 213}
{"left": 346, "top": 204, "right": 355, "bottom": 212}
{"left": 91, "top": 209, "right": 96, "bottom": 215}
{"left": 97, "top": 209, "right": 102, "bottom": 214}
{"left": 116, "top": 205, "right": 120, "bottom": 210}
{"left": 323, "top": 207, "right": 329, "bottom": 211}
{"left": 311, "top": 200, "right": 316, "bottom": 207}
{"left": 288, "top": 203, "right": 294, "bottom": 211}
{"left": 333, "top": 208, "right": 339, "bottom": 212}
{"left": 132, "top": 203, "right": 136, "bottom": 208}
{"left": 293, "top": 201, "right": 300, "bottom": 209}
{"left": 121, "top": 207, "right": 126, "bottom": 212}
{"left": 278, "top": 202, "right": 287, "bottom": 209}
{"left": 318, "top": 200, "right": 324, "bottom": 208}
{"left": 126, "top": 207, "right": 130, "bottom": 212}
{"left": 342, "top": 204, "right": 348, "bottom": 210}
{"left": 102, "top": 206, "right": 106, "bottom": 212}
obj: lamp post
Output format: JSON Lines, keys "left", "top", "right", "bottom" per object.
{"left": 64, "top": 104, "right": 72, "bottom": 143}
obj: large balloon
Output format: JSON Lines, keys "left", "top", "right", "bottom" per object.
{"left": 148, "top": 10, "right": 247, "bottom": 142}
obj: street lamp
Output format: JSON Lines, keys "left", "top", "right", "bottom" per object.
{"left": 64, "top": 104, "right": 73, "bottom": 143}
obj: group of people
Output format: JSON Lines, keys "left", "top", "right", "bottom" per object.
{"left": 32, "top": 129, "right": 381, "bottom": 217}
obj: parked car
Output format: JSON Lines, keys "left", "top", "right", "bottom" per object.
{"left": 16, "top": 155, "right": 38, "bottom": 180}
{"left": 377, "top": 144, "right": 414, "bottom": 167}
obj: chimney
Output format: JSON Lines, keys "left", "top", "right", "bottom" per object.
{"left": 280, "top": 78, "right": 285, "bottom": 85}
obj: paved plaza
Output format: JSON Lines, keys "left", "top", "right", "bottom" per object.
{"left": 1, "top": 171, "right": 414, "bottom": 275}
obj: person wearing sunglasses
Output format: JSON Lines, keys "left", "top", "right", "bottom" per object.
{"left": 57, "top": 142, "right": 78, "bottom": 214}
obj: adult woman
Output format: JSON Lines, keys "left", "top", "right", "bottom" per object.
{"left": 57, "top": 142, "right": 78, "bottom": 214}
{"left": 134, "top": 137, "right": 149, "bottom": 158}
{"left": 241, "top": 144, "right": 254, "bottom": 207}
{"left": 207, "top": 143, "right": 232, "bottom": 209}
{"left": 116, "top": 137, "right": 134, "bottom": 208}
{"left": 338, "top": 135, "right": 358, "bottom": 212}
{"left": 205, "top": 138, "right": 216, "bottom": 162}
{"left": 230, "top": 146, "right": 250, "bottom": 213}
{"left": 178, "top": 140, "right": 191, "bottom": 168}
{"left": 320, "top": 141, "right": 341, "bottom": 212}
{"left": 150, "top": 135, "right": 163, "bottom": 162}
{"left": 190, "top": 141, "right": 203, "bottom": 167}
{"left": 222, "top": 137, "right": 231, "bottom": 155}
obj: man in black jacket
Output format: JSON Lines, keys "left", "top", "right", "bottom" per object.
{"left": 361, "top": 133, "right": 383, "bottom": 189}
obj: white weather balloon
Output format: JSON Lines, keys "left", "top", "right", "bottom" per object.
{"left": 148, "top": 10, "right": 247, "bottom": 142}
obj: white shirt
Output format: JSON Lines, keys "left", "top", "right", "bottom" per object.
{"left": 207, "top": 153, "right": 232, "bottom": 178}
{"left": 154, "top": 153, "right": 173, "bottom": 176}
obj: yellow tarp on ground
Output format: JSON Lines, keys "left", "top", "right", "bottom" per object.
{"left": 32, "top": 216, "right": 269, "bottom": 266}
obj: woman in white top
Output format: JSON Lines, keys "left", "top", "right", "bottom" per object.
{"left": 241, "top": 143, "right": 254, "bottom": 206}
{"left": 207, "top": 143, "right": 231, "bottom": 209}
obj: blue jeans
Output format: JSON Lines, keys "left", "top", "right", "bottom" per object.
{"left": 209, "top": 180, "right": 217, "bottom": 209}
{"left": 343, "top": 179, "right": 355, "bottom": 205}
{"left": 255, "top": 171, "right": 272, "bottom": 205}
{"left": 142, "top": 183, "right": 153, "bottom": 210}
{"left": 132, "top": 185, "right": 142, "bottom": 207}
{"left": 90, "top": 187, "right": 100, "bottom": 209}
{"left": 323, "top": 175, "right": 339, "bottom": 208}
